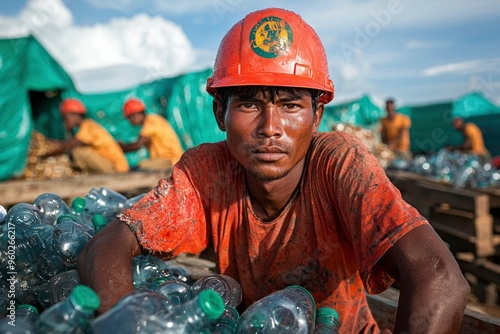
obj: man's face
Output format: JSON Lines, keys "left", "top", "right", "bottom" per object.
{"left": 386, "top": 102, "right": 395, "bottom": 117}
{"left": 127, "top": 112, "right": 145, "bottom": 126}
{"left": 62, "top": 113, "right": 83, "bottom": 132}
{"left": 215, "top": 87, "right": 323, "bottom": 181}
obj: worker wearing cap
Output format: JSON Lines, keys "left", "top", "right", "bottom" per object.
{"left": 78, "top": 8, "right": 468, "bottom": 333}
{"left": 46, "top": 98, "right": 129, "bottom": 173}
{"left": 120, "top": 98, "right": 183, "bottom": 171}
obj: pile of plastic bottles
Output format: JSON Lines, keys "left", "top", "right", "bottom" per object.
{"left": 0, "top": 188, "right": 340, "bottom": 333}
{"left": 389, "top": 149, "right": 500, "bottom": 189}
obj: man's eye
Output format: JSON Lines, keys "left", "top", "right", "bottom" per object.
{"left": 283, "top": 103, "right": 299, "bottom": 110}
{"left": 241, "top": 103, "right": 257, "bottom": 109}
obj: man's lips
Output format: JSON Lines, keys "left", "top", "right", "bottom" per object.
{"left": 251, "top": 146, "right": 287, "bottom": 161}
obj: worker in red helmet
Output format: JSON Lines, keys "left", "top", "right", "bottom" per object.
{"left": 78, "top": 8, "right": 468, "bottom": 333}
{"left": 119, "top": 97, "right": 183, "bottom": 171}
{"left": 45, "top": 98, "right": 129, "bottom": 174}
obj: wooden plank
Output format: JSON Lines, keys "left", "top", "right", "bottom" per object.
{"left": 386, "top": 170, "right": 491, "bottom": 216}
{"left": 367, "top": 287, "right": 500, "bottom": 333}
{"left": 456, "top": 255, "right": 500, "bottom": 286}
{"left": 0, "top": 170, "right": 170, "bottom": 206}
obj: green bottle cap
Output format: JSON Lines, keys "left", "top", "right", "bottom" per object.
{"left": 16, "top": 304, "right": 39, "bottom": 315}
{"left": 198, "top": 289, "right": 224, "bottom": 320}
{"left": 70, "top": 285, "right": 101, "bottom": 314}
{"left": 316, "top": 307, "right": 339, "bottom": 324}
{"left": 91, "top": 214, "right": 106, "bottom": 229}
{"left": 56, "top": 214, "right": 76, "bottom": 224}
{"left": 71, "top": 197, "right": 86, "bottom": 213}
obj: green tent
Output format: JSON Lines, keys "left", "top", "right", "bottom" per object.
{"left": 0, "top": 35, "right": 223, "bottom": 182}
{"left": 0, "top": 36, "right": 74, "bottom": 181}
{"left": 320, "top": 95, "right": 384, "bottom": 132}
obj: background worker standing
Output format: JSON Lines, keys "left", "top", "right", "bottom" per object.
{"left": 380, "top": 98, "right": 412, "bottom": 157}
{"left": 120, "top": 98, "right": 184, "bottom": 171}
{"left": 45, "top": 98, "right": 129, "bottom": 174}
{"left": 452, "top": 117, "right": 490, "bottom": 160}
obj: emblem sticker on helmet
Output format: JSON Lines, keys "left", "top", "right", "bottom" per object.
{"left": 249, "top": 16, "right": 293, "bottom": 58}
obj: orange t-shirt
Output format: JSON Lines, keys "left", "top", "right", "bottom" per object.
{"left": 75, "top": 119, "right": 129, "bottom": 173}
{"left": 140, "top": 114, "right": 183, "bottom": 163}
{"left": 120, "top": 132, "right": 428, "bottom": 333}
{"left": 380, "top": 113, "right": 411, "bottom": 152}
{"left": 464, "top": 123, "right": 487, "bottom": 156}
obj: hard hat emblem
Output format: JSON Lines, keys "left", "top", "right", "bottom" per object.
{"left": 249, "top": 16, "right": 293, "bottom": 58}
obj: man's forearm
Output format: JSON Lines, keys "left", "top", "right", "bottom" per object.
{"left": 77, "top": 220, "right": 141, "bottom": 314}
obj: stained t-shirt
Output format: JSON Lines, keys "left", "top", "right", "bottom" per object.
{"left": 119, "top": 132, "right": 428, "bottom": 333}
{"left": 75, "top": 119, "right": 129, "bottom": 172}
{"left": 140, "top": 114, "right": 184, "bottom": 163}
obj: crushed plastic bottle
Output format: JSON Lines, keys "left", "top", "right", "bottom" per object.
{"left": 33, "top": 193, "right": 70, "bottom": 226}
{"left": 191, "top": 274, "right": 242, "bottom": 308}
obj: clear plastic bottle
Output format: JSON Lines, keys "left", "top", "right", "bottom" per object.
{"left": 84, "top": 187, "right": 128, "bottom": 222}
{"left": 136, "top": 276, "right": 172, "bottom": 292}
{"left": 191, "top": 274, "right": 242, "bottom": 308}
{"left": 33, "top": 193, "right": 71, "bottom": 226}
{"left": 70, "top": 197, "right": 94, "bottom": 232}
{"left": 313, "top": 307, "right": 340, "bottom": 333}
{"left": 154, "top": 279, "right": 193, "bottom": 306}
{"left": 35, "top": 285, "right": 100, "bottom": 334}
{"left": 235, "top": 285, "right": 316, "bottom": 334}
{"left": 0, "top": 304, "right": 39, "bottom": 334}
{"left": 52, "top": 215, "right": 93, "bottom": 267}
{"left": 0, "top": 287, "right": 8, "bottom": 317}
{"left": 143, "top": 289, "right": 225, "bottom": 334}
{"left": 0, "top": 205, "right": 7, "bottom": 226}
{"left": 2, "top": 203, "right": 42, "bottom": 232}
{"left": 132, "top": 254, "right": 173, "bottom": 288}
{"left": 90, "top": 291, "right": 175, "bottom": 334}
{"left": 202, "top": 305, "right": 240, "bottom": 334}
{"left": 47, "top": 269, "right": 81, "bottom": 305}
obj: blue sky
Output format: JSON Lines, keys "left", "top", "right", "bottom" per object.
{"left": 1, "top": 0, "right": 500, "bottom": 107}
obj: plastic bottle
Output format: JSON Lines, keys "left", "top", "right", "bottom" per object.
{"left": 90, "top": 291, "right": 175, "bottom": 334}
{"left": 0, "top": 304, "right": 39, "bottom": 334}
{"left": 0, "top": 287, "right": 8, "bottom": 317}
{"left": 33, "top": 193, "right": 71, "bottom": 226}
{"left": 35, "top": 247, "right": 66, "bottom": 281}
{"left": 313, "top": 307, "right": 340, "bottom": 333}
{"left": 154, "top": 279, "right": 193, "bottom": 305}
{"left": 84, "top": 187, "right": 128, "bottom": 222}
{"left": 202, "top": 305, "right": 240, "bottom": 334}
{"left": 2, "top": 203, "right": 42, "bottom": 232}
{"left": 35, "top": 285, "right": 100, "bottom": 334}
{"left": 70, "top": 197, "right": 94, "bottom": 232}
{"left": 132, "top": 254, "right": 173, "bottom": 288}
{"left": 125, "top": 193, "right": 146, "bottom": 208}
{"left": 191, "top": 274, "right": 242, "bottom": 308}
{"left": 235, "top": 285, "right": 316, "bottom": 334}
{"left": 47, "top": 269, "right": 81, "bottom": 305}
{"left": 0, "top": 205, "right": 7, "bottom": 226}
{"left": 165, "top": 262, "right": 192, "bottom": 282}
{"left": 136, "top": 276, "right": 172, "bottom": 292}
{"left": 143, "top": 289, "right": 225, "bottom": 334}
{"left": 52, "top": 215, "right": 93, "bottom": 267}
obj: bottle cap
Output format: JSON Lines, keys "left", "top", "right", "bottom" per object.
{"left": 198, "top": 289, "right": 224, "bottom": 320}
{"left": 56, "top": 214, "right": 76, "bottom": 225}
{"left": 71, "top": 197, "right": 86, "bottom": 213}
{"left": 70, "top": 285, "right": 101, "bottom": 314}
{"left": 316, "top": 307, "right": 339, "bottom": 325}
{"left": 16, "top": 304, "right": 39, "bottom": 315}
{"left": 91, "top": 214, "right": 106, "bottom": 229}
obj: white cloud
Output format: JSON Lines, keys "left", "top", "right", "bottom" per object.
{"left": 0, "top": 0, "right": 197, "bottom": 93}
{"left": 423, "top": 59, "right": 500, "bottom": 77}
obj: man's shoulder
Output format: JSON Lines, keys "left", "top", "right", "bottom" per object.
{"left": 312, "top": 131, "right": 363, "bottom": 153}
{"left": 182, "top": 141, "right": 229, "bottom": 163}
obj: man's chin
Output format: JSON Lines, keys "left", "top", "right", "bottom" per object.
{"left": 247, "top": 167, "right": 291, "bottom": 182}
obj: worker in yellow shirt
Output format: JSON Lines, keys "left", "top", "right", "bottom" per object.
{"left": 452, "top": 117, "right": 490, "bottom": 160}
{"left": 380, "top": 98, "right": 412, "bottom": 157}
{"left": 120, "top": 98, "right": 184, "bottom": 171}
{"left": 45, "top": 98, "right": 129, "bottom": 174}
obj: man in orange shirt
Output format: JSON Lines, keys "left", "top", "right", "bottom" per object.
{"left": 452, "top": 117, "right": 490, "bottom": 160}
{"left": 119, "top": 98, "right": 183, "bottom": 171}
{"left": 380, "top": 99, "right": 412, "bottom": 157}
{"left": 77, "top": 8, "right": 469, "bottom": 333}
{"left": 46, "top": 98, "right": 129, "bottom": 173}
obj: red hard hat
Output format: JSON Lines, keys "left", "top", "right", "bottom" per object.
{"left": 206, "top": 8, "right": 334, "bottom": 104}
{"left": 123, "top": 98, "right": 146, "bottom": 117}
{"left": 60, "top": 98, "right": 86, "bottom": 114}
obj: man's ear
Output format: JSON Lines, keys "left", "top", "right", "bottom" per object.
{"left": 213, "top": 98, "right": 226, "bottom": 132}
{"left": 313, "top": 103, "right": 325, "bottom": 133}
